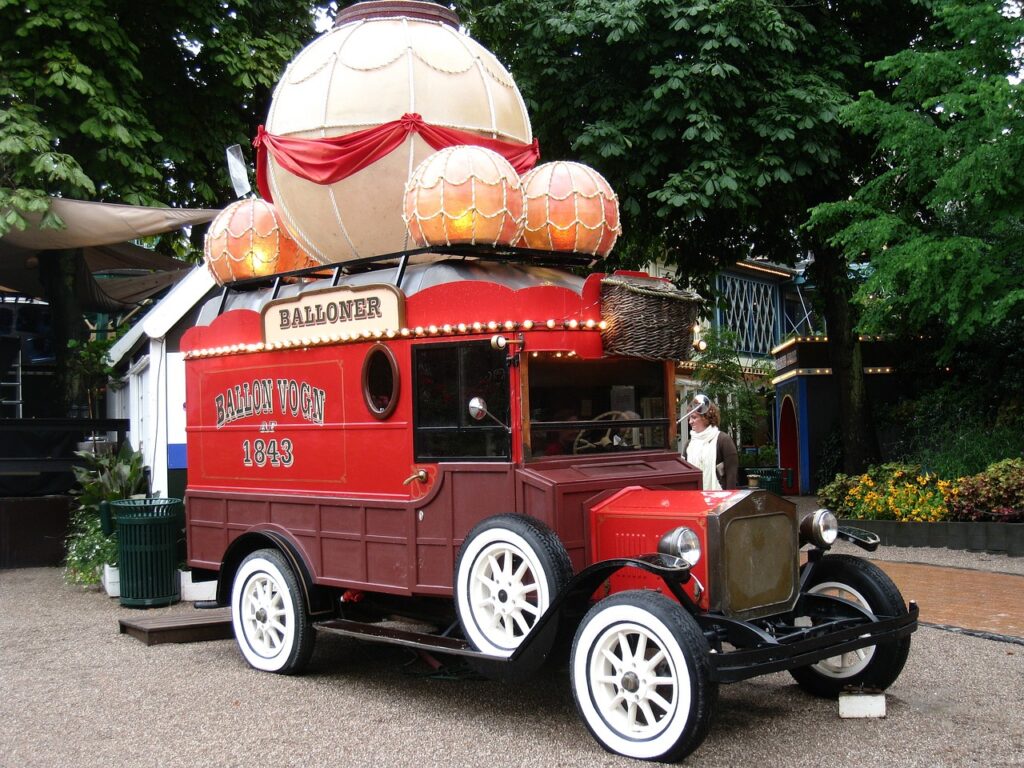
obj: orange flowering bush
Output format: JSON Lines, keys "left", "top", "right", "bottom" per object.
{"left": 818, "top": 463, "right": 955, "bottom": 522}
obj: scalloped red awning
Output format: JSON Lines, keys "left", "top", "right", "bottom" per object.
{"left": 253, "top": 113, "right": 540, "bottom": 201}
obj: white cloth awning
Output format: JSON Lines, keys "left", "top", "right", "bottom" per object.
{"left": 2, "top": 198, "right": 218, "bottom": 250}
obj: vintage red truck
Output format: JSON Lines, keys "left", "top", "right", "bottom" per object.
{"left": 182, "top": 248, "right": 918, "bottom": 762}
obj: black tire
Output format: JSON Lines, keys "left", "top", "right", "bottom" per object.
{"left": 454, "top": 514, "right": 572, "bottom": 658}
{"left": 231, "top": 548, "right": 315, "bottom": 674}
{"left": 790, "top": 554, "right": 911, "bottom": 697}
{"left": 571, "top": 591, "right": 717, "bottom": 762}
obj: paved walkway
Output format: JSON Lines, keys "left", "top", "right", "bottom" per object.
{"left": 876, "top": 560, "right": 1024, "bottom": 639}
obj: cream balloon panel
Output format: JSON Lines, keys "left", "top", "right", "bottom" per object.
{"left": 268, "top": 20, "right": 529, "bottom": 139}
{"left": 269, "top": 135, "right": 434, "bottom": 263}
{"left": 265, "top": 16, "right": 532, "bottom": 263}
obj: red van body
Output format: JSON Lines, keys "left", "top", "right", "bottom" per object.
{"left": 181, "top": 255, "right": 916, "bottom": 763}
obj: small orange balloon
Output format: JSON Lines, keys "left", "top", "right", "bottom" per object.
{"left": 203, "top": 198, "right": 316, "bottom": 285}
{"left": 517, "top": 161, "right": 621, "bottom": 256}
{"left": 403, "top": 145, "right": 525, "bottom": 247}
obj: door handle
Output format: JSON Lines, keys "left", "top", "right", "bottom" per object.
{"left": 402, "top": 469, "right": 428, "bottom": 485}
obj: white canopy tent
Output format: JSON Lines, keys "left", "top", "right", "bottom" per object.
{"left": 0, "top": 198, "right": 218, "bottom": 309}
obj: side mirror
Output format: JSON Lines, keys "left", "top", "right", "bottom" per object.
{"left": 468, "top": 397, "right": 511, "bottom": 432}
{"left": 468, "top": 397, "right": 488, "bottom": 421}
{"left": 677, "top": 393, "right": 711, "bottom": 424}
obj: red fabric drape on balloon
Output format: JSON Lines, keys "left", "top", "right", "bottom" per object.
{"left": 253, "top": 113, "right": 540, "bottom": 201}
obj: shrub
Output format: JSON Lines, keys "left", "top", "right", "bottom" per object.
{"left": 64, "top": 443, "right": 149, "bottom": 586}
{"left": 880, "top": 383, "right": 1024, "bottom": 478}
{"left": 948, "top": 458, "right": 1024, "bottom": 523}
{"left": 817, "top": 463, "right": 953, "bottom": 522}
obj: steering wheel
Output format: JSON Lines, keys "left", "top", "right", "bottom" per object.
{"left": 572, "top": 411, "right": 630, "bottom": 454}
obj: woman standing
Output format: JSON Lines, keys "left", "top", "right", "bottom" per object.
{"left": 683, "top": 400, "right": 738, "bottom": 490}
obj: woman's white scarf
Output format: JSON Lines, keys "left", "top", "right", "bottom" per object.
{"left": 686, "top": 426, "right": 721, "bottom": 491}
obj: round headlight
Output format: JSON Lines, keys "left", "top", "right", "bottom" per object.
{"left": 658, "top": 526, "right": 702, "bottom": 566}
{"left": 801, "top": 508, "right": 839, "bottom": 547}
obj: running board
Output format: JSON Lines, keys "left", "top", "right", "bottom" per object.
{"left": 316, "top": 619, "right": 490, "bottom": 659}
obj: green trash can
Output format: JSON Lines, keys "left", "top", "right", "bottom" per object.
{"left": 100, "top": 498, "right": 182, "bottom": 608}
{"left": 745, "top": 467, "right": 789, "bottom": 495}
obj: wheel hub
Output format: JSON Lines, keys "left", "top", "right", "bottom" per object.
{"left": 255, "top": 607, "right": 267, "bottom": 624}
{"left": 621, "top": 671, "right": 640, "bottom": 693}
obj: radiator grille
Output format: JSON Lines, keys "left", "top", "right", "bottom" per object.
{"left": 723, "top": 513, "right": 796, "bottom": 615}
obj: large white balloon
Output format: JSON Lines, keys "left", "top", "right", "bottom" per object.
{"left": 265, "top": 1, "right": 533, "bottom": 264}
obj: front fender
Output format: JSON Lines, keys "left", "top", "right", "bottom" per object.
{"left": 502, "top": 554, "right": 693, "bottom": 677}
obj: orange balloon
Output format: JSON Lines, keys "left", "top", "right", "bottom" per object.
{"left": 404, "top": 146, "right": 524, "bottom": 247}
{"left": 517, "top": 161, "right": 621, "bottom": 256}
{"left": 203, "top": 198, "right": 317, "bottom": 285}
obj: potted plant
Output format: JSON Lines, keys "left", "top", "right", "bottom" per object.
{"left": 66, "top": 333, "right": 119, "bottom": 452}
{"left": 64, "top": 443, "right": 149, "bottom": 592}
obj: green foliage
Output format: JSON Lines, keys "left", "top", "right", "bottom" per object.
{"left": 0, "top": 0, "right": 329, "bottom": 246}
{"left": 691, "top": 327, "right": 773, "bottom": 444}
{"left": 880, "top": 379, "right": 1024, "bottom": 478}
{"left": 806, "top": 0, "right": 1024, "bottom": 356}
{"left": 818, "top": 463, "right": 953, "bottom": 522}
{"left": 66, "top": 333, "right": 119, "bottom": 419}
{"left": 738, "top": 444, "right": 778, "bottom": 469}
{"left": 64, "top": 442, "right": 149, "bottom": 586}
{"left": 459, "top": 0, "right": 929, "bottom": 282}
{"left": 948, "top": 459, "right": 1024, "bottom": 523}
{"left": 459, "top": 0, "right": 931, "bottom": 474}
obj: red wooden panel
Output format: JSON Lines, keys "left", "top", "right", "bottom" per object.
{"left": 321, "top": 504, "right": 363, "bottom": 535}
{"left": 187, "top": 495, "right": 226, "bottom": 523}
{"left": 226, "top": 498, "right": 269, "bottom": 527}
{"left": 322, "top": 536, "right": 365, "bottom": 582}
{"left": 271, "top": 501, "right": 317, "bottom": 532}
{"left": 416, "top": 542, "right": 453, "bottom": 592}
{"left": 367, "top": 542, "right": 408, "bottom": 589}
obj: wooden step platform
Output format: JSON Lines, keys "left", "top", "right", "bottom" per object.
{"left": 119, "top": 608, "right": 233, "bottom": 646}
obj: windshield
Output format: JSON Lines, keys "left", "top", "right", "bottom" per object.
{"left": 526, "top": 356, "right": 670, "bottom": 458}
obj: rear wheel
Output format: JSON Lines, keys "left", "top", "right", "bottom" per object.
{"left": 231, "top": 548, "right": 315, "bottom": 674}
{"left": 790, "top": 554, "right": 911, "bottom": 697}
{"left": 455, "top": 514, "right": 572, "bottom": 658}
{"left": 571, "top": 591, "right": 716, "bottom": 762}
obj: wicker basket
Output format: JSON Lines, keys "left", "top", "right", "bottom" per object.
{"left": 600, "top": 276, "right": 701, "bottom": 360}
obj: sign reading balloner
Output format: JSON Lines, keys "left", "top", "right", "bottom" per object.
{"left": 262, "top": 284, "right": 406, "bottom": 346}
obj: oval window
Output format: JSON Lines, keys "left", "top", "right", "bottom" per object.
{"left": 362, "top": 344, "right": 399, "bottom": 419}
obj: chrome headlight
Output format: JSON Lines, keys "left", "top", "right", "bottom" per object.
{"left": 658, "top": 526, "right": 702, "bottom": 566}
{"left": 800, "top": 508, "right": 838, "bottom": 547}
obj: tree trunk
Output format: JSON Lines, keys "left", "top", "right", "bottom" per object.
{"left": 812, "top": 250, "right": 880, "bottom": 474}
{"left": 37, "top": 249, "right": 87, "bottom": 414}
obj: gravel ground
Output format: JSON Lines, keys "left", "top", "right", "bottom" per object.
{"left": 1, "top": 564, "right": 1022, "bottom": 768}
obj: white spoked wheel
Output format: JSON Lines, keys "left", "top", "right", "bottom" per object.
{"left": 790, "top": 554, "right": 911, "bottom": 698}
{"left": 805, "top": 580, "right": 876, "bottom": 678}
{"left": 455, "top": 514, "right": 571, "bottom": 658}
{"left": 231, "top": 548, "right": 314, "bottom": 674}
{"left": 571, "top": 591, "right": 715, "bottom": 762}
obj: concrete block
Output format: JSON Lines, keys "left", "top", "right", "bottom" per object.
{"left": 839, "top": 691, "right": 886, "bottom": 718}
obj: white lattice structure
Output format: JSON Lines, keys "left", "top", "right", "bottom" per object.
{"left": 716, "top": 272, "right": 780, "bottom": 357}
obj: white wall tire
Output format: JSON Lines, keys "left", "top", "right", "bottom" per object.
{"left": 791, "top": 554, "right": 911, "bottom": 697}
{"left": 455, "top": 514, "right": 571, "bottom": 658}
{"left": 571, "top": 591, "right": 715, "bottom": 762}
{"left": 803, "top": 580, "right": 876, "bottom": 678}
{"left": 231, "top": 549, "right": 315, "bottom": 674}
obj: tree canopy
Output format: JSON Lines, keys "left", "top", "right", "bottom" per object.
{"left": 459, "top": 0, "right": 933, "bottom": 471}
{"left": 458, "top": 0, "right": 931, "bottom": 284}
{"left": 0, "top": 0, "right": 332, "bottom": 239}
{"left": 808, "top": 0, "right": 1024, "bottom": 357}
